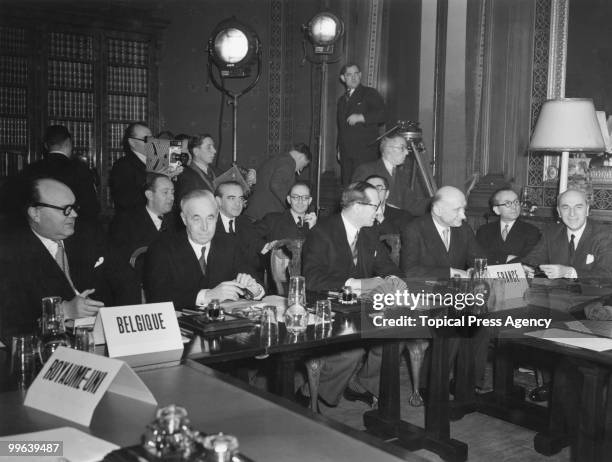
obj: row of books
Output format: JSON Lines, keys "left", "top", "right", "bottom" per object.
{"left": 47, "top": 90, "right": 94, "bottom": 119}
{"left": 108, "top": 39, "right": 148, "bottom": 66}
{"left": 109, "top": 123, "right": 129, "bottom": 149}
{"left": 0, "top": 87, "right": 27, "bottom": 115}
{"left": 0, "top": 117, "right": 28, "bottom": 146}
{"left": 0, "top": 27, "right": 27, "bottom": 54}
{"left": 108, "top": 94, "right": 147, "bottom": 121}
{"left": 0, "top": 56, "right": 28, "bottom": 86}
{"left": 49, "top": 32, "right": 94, "bottom": 61}
{"left": 48, "top": 60, "right": 93, "bottom": 90}
{"left": 0, "top": 151, "right": 25, "bottom": 177}
{"left": 49, "top": 119, "right": 93, "bottom": 151}
{"left": 108, "top": 66, "right": 148, "bottom": 94}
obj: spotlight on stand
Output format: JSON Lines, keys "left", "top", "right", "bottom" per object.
{"left": 207, "top": 17, "right": 262, "bottom": 164}
{"left": 305, "top": 12, "right": 344, "bottom": 55}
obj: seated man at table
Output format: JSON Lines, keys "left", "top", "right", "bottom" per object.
{"left": 476, "top": 188, "right": 541, "bottom": 265}
{"left": 365, "top": 174, "right": 413, "bottom": 236}
{"left": 0, "top": 177, "right": 140, "bottom": 340}
{"left": 301, "top": 181, "right": 402, "bottom": 407}
{"left": 523, "top": 188, "right": 612, "bottom": 284}
{"left": 143, "top": 189, "right": 264, "bottom": 309}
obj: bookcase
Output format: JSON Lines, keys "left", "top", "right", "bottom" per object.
{"left": 0, "top": 7, "right": 165, "bottom": 214}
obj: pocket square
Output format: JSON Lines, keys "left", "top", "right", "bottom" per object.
{"left": 586, "top": 254, "right": 595, "bottom": 265}
{"left": 94, "top": 257, "right": 104, "bottom": 268}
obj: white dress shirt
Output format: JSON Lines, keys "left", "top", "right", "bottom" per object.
{"left": 219, "top": 213, "right": 236, "bottom": 233}
{"left": 146, "top": 206, "right": 163, "bottom": 231}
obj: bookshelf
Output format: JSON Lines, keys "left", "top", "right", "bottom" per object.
{"left": 0, "top": 7, "right": 165, "bottom": 214}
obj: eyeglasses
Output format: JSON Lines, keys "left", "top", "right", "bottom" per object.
{"left": 33, "top": 202, "right": 80, "bottom": 216}
{"left": 289, "top": 195, "right": 311, "bottom": 202}
{"left": 495, "top": 200, "right": 520, "bottom": 208}
{"left": 128, "top": 136, "right": 148, "bottom": 142}
{"left": 371, "top": 185, "right": 387, "bottom": 191}
{"left": 357, "top": 201, "right": 380, "bottom": 211}
{"left": 225, "top": 195, "right": 247, "bottom": 203}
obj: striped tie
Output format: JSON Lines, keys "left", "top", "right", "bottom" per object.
{"left": 501, "top": 224, "right": 509, "bottom": 241}
{"left": 55, "top": 242, "right": 77, "bottom": 293}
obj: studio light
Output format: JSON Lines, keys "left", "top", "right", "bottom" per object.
{"left": 208, "top": 17, "right": 260, "bottom": 78}
{"left": 305, "top": 12, "right": 344, "bottom": 55}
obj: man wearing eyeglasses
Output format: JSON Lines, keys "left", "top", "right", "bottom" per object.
{"left": 352, "top": 134, "right": 430, "bottom": 216}
{"left": 476, "top": 188, "right": 541, "bottom": 265}
{"left": 365, "top": 174, "right": 413, "bottom": 236}
{"left": 0, "top": 178, "right": 140, "bottom": 339}
{"left": 301, "top": 181, "right": 402, "bottom": 407}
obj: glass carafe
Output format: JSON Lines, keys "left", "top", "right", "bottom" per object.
{"left": 39, "top": 296, "right": 70, "bottom": 362}
{"left": 285, "top": 276, "right": 308, "bottom": 333}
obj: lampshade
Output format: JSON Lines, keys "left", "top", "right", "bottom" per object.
{"left": 530, "top": 98, "right": 605, "bottom": 152}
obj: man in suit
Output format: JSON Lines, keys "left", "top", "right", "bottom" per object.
{"left": 523, "top": 188, "right": 612, "bottom": 283}
{"left": 175, "top": 134, "right": 219, "bottom": 201}
{"left": 109, "top": 172, "right": 177, "bottom": 263}
{"left": 476, "top": 188, "right": 541, "bottom": 265}
{"left": 365, "top": 174, "right": 413, "bottom": 236}
{"left": 301, "top": 181, "right": 402, "bottom": 407}
{"left": 244, "top": 143, "right": 311, "bottom": 221}
{"left": 352, "top": 134, "right": 430, "bottom": 216}
{"left": 0, "top": 178, "right": 139, "bottom": 340}
{"left": 337, "top": 63, "right": 387, "bottom": 185}
{"left": 143, "top": 189, "right": 264, "bottom": 309}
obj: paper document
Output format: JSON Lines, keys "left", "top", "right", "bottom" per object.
{"left": 0, "top": 427, "right": 119, "bottom": 462}
{"left": 526, "top": 328, "right": 612, "bottom": 352}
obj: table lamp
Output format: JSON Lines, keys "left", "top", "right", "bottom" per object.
{"left": 529, "top": 98, "right": 605, "bottom": 193}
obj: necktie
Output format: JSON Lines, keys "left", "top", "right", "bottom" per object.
{"left": 501, "top": 224, "right": 509, "bottom": 242}
{"left": 297, "top": 216, "right": 303, "bottom": 228}
{"left": 350, "top": 231, "right": 359, "bottom": 266}
{"left": 199, "top": 246, "right": 207, "bottom": 276}
{"left": 345, "top": 88, "right": 352, "bottom": 101}
{"left": 158, "top": 215, "right": 167, "bottom": 232}
{"left": 55, "top": 242, "right": 77, "bottom": 293}
{"left": 442, "top": 228, "right": 450, "bottom": 251}
{"left": 568, "top": 234, "right": 576, "bottom": 266}
{"left": 229, "top": 219, "right": 235, "bottom": 235}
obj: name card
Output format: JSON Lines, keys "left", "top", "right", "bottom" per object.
{"left": 487, "top": 263, "right": 529, "bottom": 300}
{"left": 98, "top": 302, "right": 183, "bottom": 368}
{"left": 24, "top": 347, "right": 156, "bottom": 426}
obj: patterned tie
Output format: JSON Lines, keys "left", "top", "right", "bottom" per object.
{"left": 158, "top": 215, "right": 167, "bottom": 232}
{"left": 442, "top": 228, "right": 450, "bottom": 252}
{"left": 568, "top": 234, "right": 576, "bottom": 266}
{"left": 55, "top": 241, "right": 77, "bottom": 293}
{"left": 345, "top": 88, "right": 352, "bottom": 101}
{"left": 229, "top": 219, "right": 235, "bottom": 235}
{"left": 501, "top": 224, "right": 509, "bottom": 242}
{"left": 199, "top": 246, "right": 207, "bottom": 276}
{"left": 350, "top": 231, "right": 359, "bottom": 266}
{"left": 297, "top": 216, "right": 303, "bottom": 228}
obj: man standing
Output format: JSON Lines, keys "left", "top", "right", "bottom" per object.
{"left": 301, "top": 182, "right": 402, "bottom": 407}
{"left": 337, "top": 63, "right": 386, "bottom": 185}
{"left": 476, "top": 188, "right": 540, "bottom": 265}
{"left": 245, "top": 143, "right": 311, "bottom": 221}
{"left": 523, "top": 188, "right": 612, "bottom": 283}
{"left": 143, "top": 189, "right": 264, "bottom": 309}
{"left": 353, "top": 134, "right": 429, "bottom": 216}
{"left": 175, "top": 134, "right": 219, "bottom": 201}
{"left": 109, "top": 172, "right": 177, "bottom": 263}
{"left": 0, "top": 178, "right": 139, "bottom": 339}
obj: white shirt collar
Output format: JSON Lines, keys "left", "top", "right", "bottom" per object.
{"left": 133, "top": 150, "right": 147, "bottom": 164}
{"left": 567, "top": 222, "right": 587, "bottom": 247}
{"left": 146, "top": 206, "right": 163, "bottom": 231}
{"left": 219, "top": 212, "right": 236, "bottom": 233}
{"left": 290, "top": 209, "right": 305, "bottom": 225}
{"left": 500, "top": 219, "right": 516, "bottom": 234}
{"left": 340, "top": 212, "right": 360, "bottom": 246}
{"left": 382, "top": 158, "right": 394, "bottom": 177}
{"left": 187, "top": 235, "right": 210, "bottom": 261}
{"left": 431, "top": 216, "right": 450, "bottom": 244}
{"left": 31, "top": 228, "right": 60, "bottom": 258}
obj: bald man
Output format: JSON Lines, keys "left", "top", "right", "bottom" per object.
{"left": 143, "top": 189, "right": 264, "bottom": 309}
{"left": 523, "top": 188, "right": 612, "bottom": 283}
{"left": 400, "top": 186, "right": 484, "bottom": 278}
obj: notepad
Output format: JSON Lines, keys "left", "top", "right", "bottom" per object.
{"left": 0, "top": 427, "right": 119, "bottom": 462}
{"left": 525, "top": 328, "right": 612, "bottom": 352}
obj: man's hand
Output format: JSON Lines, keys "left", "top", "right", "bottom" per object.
{"left": 62, "top": 288, "right": 104, "bottom": 319}
{"left": 206, "top": 281, "right": 245, "bottom": 302}
{"left": 235, "top": 273, "right": 264, "bottom": 299}
{"left": 522, "top": 264, "right": 535, "bottom": 278}
{"left": 303, "top": 212, "right": 317, "bottom": 228}
{"left": 246, "top": 169, "right": 257, "bottom": 187}
{"left": 450, "top": 268, "right": 469, "bottom": 279}
{"left": 162, "top": 164, "right": 184, "bottom": 179}
{"left": 346, "top": 114, "right": 365, "bottom": 126}
{"left": 539, "top": 264, "right": 575, "bottom": 279}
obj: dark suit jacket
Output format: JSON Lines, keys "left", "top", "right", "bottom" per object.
{"left": 143, "top": 229, "right": 258, "bottom": 309}
{"left": 523, "top": 219, "right": 612, "bottom": 283}
{"left": 0, "top": 223, "right": 140, "bottom": 340}
{"left": 476, "top": 219, "right": 541, "bottom": 265}
{"left": 375, "top": 205, "right": 413, "bottom": 236}
{"left": 109, "top": 151, "right": 147, "bottom": 213}
{"left": 337, "top": 84, "right": 386, "bottom": 164}
{"left": 400, "top": 214, "right": 484, "bottom": 279}
{"left": 257, "top": 210, "right": 313, "bottom": 241}
{"left": 215, "top": 214, "right": 265, "bottom": 280}
{"left": 109, "top": 206, "right": 178, "bottom": 262}
{"left": 174, "top": 163, "right": 219, "bottom": 202}
{"left": 245, "top": 154, "right": 297, "bottom": 221}
{"left": 303, "top": 214, "right": 401, "bottom": 291}
{"left": 352, "top": 159, "right": 430, "bottom": 216}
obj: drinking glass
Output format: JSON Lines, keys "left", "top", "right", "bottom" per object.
{"left": 473, "top": 258, "right": 488, "bottom": 279}
{"left": 315, "top": 299, "right": 332, "bottom": 325}
{"left": 287, "top": 276, "right": 306, "bottom": 307}
{"left": 260, "top": 306, "right": 278, "bottom": 347}
{"left": 74, "top": 327, "right": 95, "bottom": 353}
{"left": 40, "top": 296, "right": 70, "bottom": 362}
{"left": 10, "top": 335, "right": 38, "bottom": 389}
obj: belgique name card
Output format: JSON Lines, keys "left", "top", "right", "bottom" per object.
{"left": 98, "top": 302, "right": 183, "bottom": 368}
{"left": 24, "top": 347, "right": 157, "bottom": 426}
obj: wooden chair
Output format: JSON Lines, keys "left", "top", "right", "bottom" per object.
{"left": 129, "top": 246, "right": 148, "bottom": 303}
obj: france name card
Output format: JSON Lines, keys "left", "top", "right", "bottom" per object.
{"left": 487, "top": 263, "right": 529, "bottom": 300}
{"left": 99, "top": 302, "right": 183, "bottom": 368}
{"left": 24, "top": 347, "right": 156, "bottom": 427}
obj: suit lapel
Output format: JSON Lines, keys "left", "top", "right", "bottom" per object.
{"left": 573, "top": 220, "right": 593, "bottom": 266}
{"left": 27, "top": 230, "right": 75, "bottom": 297}
{"left": 425, "top": 216, "right": 450, "bottom": 264}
